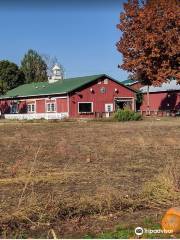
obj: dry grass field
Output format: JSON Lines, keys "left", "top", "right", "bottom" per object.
{"left": 0, "top": 118, "right": 180, "bottom": 238}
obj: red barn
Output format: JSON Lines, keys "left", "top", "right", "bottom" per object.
{"left": 140, "top": 80, "right": 180, "bottom": 116}
{"left": 0, "top": 73, "right": 136, "bottom": 120}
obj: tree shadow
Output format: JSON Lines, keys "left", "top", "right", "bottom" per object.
{"left": 0, "top": 101, "right": 27, "bottom": 114}
{"left": 159, "top": 92, "right": 179, "bottom": 111}
{"left": 0, "top": 101, "right": 10, "bottom": 114}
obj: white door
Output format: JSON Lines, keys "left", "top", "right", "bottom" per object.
{"left": 105, "top": 104, "right": 113, "bottom": 117}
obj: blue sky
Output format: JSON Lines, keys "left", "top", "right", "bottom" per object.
{"left": 0, "top": 0, "right": 128, "bottom": 81}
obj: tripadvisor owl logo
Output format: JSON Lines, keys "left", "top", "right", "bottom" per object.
{"left": 135, "top": 227, "right": 144, "bottom": 236}
{"left": 135, "top": 226, "right": 173, "bottom": 236}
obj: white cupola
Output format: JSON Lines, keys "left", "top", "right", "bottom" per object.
{"left": 48, "top": 64, "right": 62, "bottom": 83}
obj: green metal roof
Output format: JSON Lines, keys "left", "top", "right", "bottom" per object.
{"left": 0, "top": 74, "right": 104, "bottom": 99}
{"left": 121, "top": 79, "right": 138, "bottom": 85}
{"left": 0, "top": 74, "right": 136, "bottom": 99}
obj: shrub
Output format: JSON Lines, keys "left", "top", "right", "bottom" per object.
{"left": 114, "top": 109, "right": 142, "bottom": 121}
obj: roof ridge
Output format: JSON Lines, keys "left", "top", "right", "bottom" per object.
{"left": 14, "top": 74, "right": 105, "bottom": 86}
{"left": 63, "top": 73, "right": 105, "bottom": 80}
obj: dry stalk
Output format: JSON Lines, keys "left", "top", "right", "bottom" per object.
{"left": 50, "top": 229, "right": 57, "bottom": 239}
{"left": 47, "top": 228, "right": 57, "bottom": 239}
{"left": 17, "top": 146, "right": 41, "bottom": 209}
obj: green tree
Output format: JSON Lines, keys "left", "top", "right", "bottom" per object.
{"left": 21, "top": 49, "right": 48, "bottom": 83}
{"left": 0, "top": 60, "right": 25, "bottom": 94}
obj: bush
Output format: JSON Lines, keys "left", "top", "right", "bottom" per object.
{"left": 114, "top": 109, "right": 142, "bottom": 121}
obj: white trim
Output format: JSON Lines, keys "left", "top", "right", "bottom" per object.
{"left": 27, "top": 102, "right": 36, "bottom": 113}
{"left": 105, "top": 103, "right": 113, "bottom": 112}
{"left": 114, "top": 97, "right": 135, "bottom": 111}
{"left": 47, "top": 97, "right": 56, "bottom": 101}
{"left": 104, "top": 78, "right": 109, "bottom": 84}
{"left": 0, "top": 92, "right": 68, "bottom": 100}
{"left": 14, "top": 96, "right": 67, "bottom": 102}
{"left": 49, "top": 96, "right": 68, "bottom": 99}
{"left": 46, "top": 102, "right": 56, "bottom": 113}
{"left": 115, "top": 99, "right": 133, "bottom": 102}
{"left": 78, "top": 102, "right": 93, "bottom": 113}
{"left": 45, "top": 98, "right": 56, "bottom": 113}
{"left": 114, "top": 97, "right": 134, "bottom": 100}
{"left": 4, "top": 113, "right": 69, "bottom": 120}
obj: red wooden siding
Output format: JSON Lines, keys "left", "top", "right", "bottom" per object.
{"left": 56, "top": 98, "right": 68, "bottom": 113}
{"left": 69, "top": 77, "right": 136, "bottom": 117}
{"left": 0, "top": 97, "right": 68, "bottom": 114}
{"left": 36, "top": 99, "right": 45, "bottom": 113}
{"left": 18, "top": 101, "right": 27, "bottom": 113}
{"left": 140, "top": 91, "right": 180, "bottom": 111}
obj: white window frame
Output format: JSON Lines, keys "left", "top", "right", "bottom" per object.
{"left": 27, "top": 103, "right": 36, "bottom": 113}
{"left": 104, "top": 78, "right": 109, "bottom": 84}
{"left": 105, "top": 103, "right": 113, "bottom": 112}
{"left": 114, "top": 97, "right": 135, "bottom": 111}
{"left": 46, "top": 102, "right": 56, "bottom": 112}
{"left": 78, "top": 102, "right": 93, "bottom": 113}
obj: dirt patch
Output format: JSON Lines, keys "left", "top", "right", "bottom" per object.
{"left": 0, "top": 119, "right": 180, "bottom": 238}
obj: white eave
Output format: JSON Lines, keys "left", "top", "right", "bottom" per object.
{"left": 0, "top": 92, "right": 68, "bottom": 100}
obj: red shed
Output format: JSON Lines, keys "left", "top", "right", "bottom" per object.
{"left": 140, "top": 80, "right": 180, "bottom": 116}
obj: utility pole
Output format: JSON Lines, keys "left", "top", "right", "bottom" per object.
{"left": 147, "top": 85, "right": 150, "bottom": 116}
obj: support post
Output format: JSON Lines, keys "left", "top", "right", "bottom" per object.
{"left": 147, "top": 85, "right": 150, "bottom": 116}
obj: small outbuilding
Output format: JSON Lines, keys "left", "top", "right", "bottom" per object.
{"left": 123, "top": 79, "right": 180, "bottom": 116}
{"left": 140, "top": 80, "right": 180, "bottom": 115}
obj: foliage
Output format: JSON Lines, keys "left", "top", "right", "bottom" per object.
{"left": 0, "top": 60, "right": 25, "bottom": 94}
{"left": 21, "top": 49, "right": 48, "bottom": 83}
{"left": 42, "top": 54, "right": 65, "bottom": 79}
{"left": 114, "top": 108, "right": 142, "bottom": 121}
{"left": 136, "top": 90, "right": 143, "bottom": 110}
{"left": 136, "top": 90, "right": 143, "bottom": 104}
{"left": 116, "top": 0, "right": 180, "bottom": 85}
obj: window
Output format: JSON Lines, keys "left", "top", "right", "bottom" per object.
{"left": 27, "top": 104, "right": 35, "bottom": 113}
{"left": 51, "top": 103, "right": 55, "bottom": 112}
{"left": 100, "top": 87, "right": 106, "bottom": 94}
{"left": 32, "top": 104, "right": 35, "bottom": 112}
{"left": 105, "top": 104, "right": 113, "bottom": 112}
{"left": 98, "top": 80, "right": 101, "bottom": 84}
{"left": 104, "top": 78, "right": 109, "bottom": 84}
{"left": 107, "top": 105, "right": 111, "bottom": 112}
{"left": 78, "top": 102, "right": 93, "bottom": 113}
{"left": 47, "top": 103, "right": 56, "bottom": 112}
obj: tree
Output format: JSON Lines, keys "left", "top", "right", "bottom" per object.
{"left": 116, "top": 0, "right": 180, "bottom": 86}
{"left": 21, "top": 49, "right": 48, "bottom": 83}
{"left": 42, "top": 54, "right": 65, "bottom": 79}
{"left": 0, "top": 60, "right": 25, "bottom": 94}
